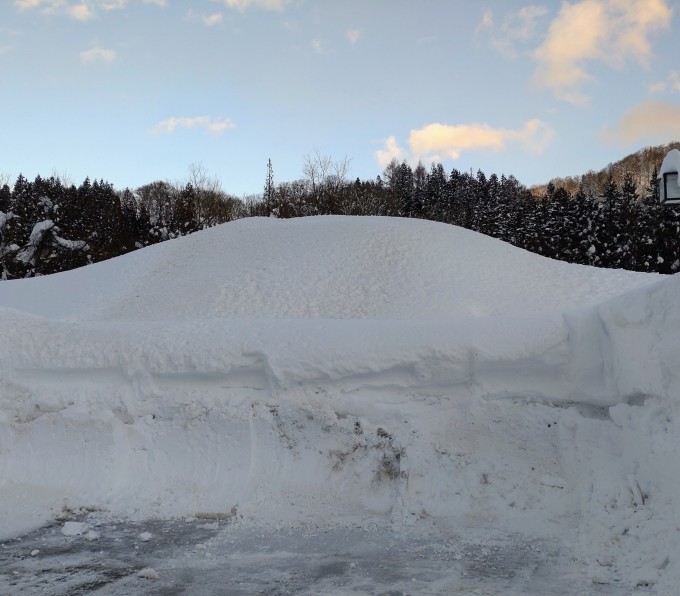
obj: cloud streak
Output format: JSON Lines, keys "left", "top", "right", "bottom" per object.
{"left": 150, "top": 116, "right": 236, "bottom": 136}
{"left": 15, "top": 0, "right": 91, "bottom": 19}
{"left": 649, "top": 71, "right": 680, "bottom": 95}
{"left": 14, "top": 0, "right": 166, "bottom": 18}
{"left": 80, "top": 46, "right": 116, "bottom": 63}
{"left": 220, "top": 0, "right": 286, "bottom": 11}
{"left": 346, "top": 29, "right": 360, "bottom": 45}
{"left": 375, "top": 119, "right": 554, "bottom": 169}
{"left": 203, "top": 13, "right": 223, "bottom": 26}
{"left": 533, "top": 0, "right": 672, "bottom": 104}
{"left": 480, "top": 5, "right": 548, "bottom": 59}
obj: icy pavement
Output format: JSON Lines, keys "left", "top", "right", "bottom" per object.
{"left": 0, "top": 513, "right": 635, "bottom": 595}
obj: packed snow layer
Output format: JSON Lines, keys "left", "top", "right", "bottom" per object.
{"left": 1, "top": 216, "right": 679, "bottom": 591}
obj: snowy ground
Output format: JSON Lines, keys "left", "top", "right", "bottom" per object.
{"left": 1, "top": 216, "right": 678, "bottom": 594}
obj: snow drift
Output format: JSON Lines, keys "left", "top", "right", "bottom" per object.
{"left": 1, "top": 216, "right": 679, "bottom": 591}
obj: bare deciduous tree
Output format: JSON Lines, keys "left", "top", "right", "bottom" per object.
{"left": 186, "top": 162, "right": 229, "bottom": 228}
{"left": 302, "top": 148, "right": 350, "bottom": 198}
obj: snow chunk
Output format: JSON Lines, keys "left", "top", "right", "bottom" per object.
{"left": 138, "top": 531, "right": 152, "bottom": 542}
{"left": 138, "top": 567, "right": 159, "bottom": 580}
{"left": 54, "top": 236, "right": 87, "bottom": 251}
{"left": 61, "top": 521, "right": 89, "bottom": 536}
{"left": 16, "top": 220, "right": 54, "bottom": 264}
{"left": 197, "top": 522, "right": 219, "bottom": 530}
{"left": 26, "top": 220, "right": 54, "bottom": 245}
{"left": 0, "top": 211, "right": 15, "bottom": 229}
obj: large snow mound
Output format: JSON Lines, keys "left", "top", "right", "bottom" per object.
{"left": 1, "top": 216, "right": 679, "bottom": 592}
{"left": 0, "top": 216, "right": 658, "bottom": 321}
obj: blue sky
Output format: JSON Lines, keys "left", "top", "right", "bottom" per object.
{"left": 1, "top": 0, "right": 679, "bottom": 196}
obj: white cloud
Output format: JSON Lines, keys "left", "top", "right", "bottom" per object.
{"left": 533, "top": 0, "right": 672, "bottom": 104}
{"left": 14, "top": 0, "right": 110, "bottom": 19}
{"left": 374, "top": 136, "right": 407, "bottom": 169}
{"left": 649, "top": 71, "right": 680, "bottom": 95}
{"left": 150, "top": 116, "right": 236, "bottom": 136}
{"left": 14, "top": 0, "right": 45, "bottom": 9}
{"left": 346, "top": 29, "right": 360, "bottom": 45}
{"left": 203, "top": 13, "right": 223, "bottom": 26}
{"left": 479, "top": 8, "right": 494, "bottom": 30}
{"left": 311, "top": 39, "right": 327, "bottom": 54}
{"left": 376, "top": 119, "right": 554, "bottom": 168}
{"left": 602, "top": 101, "right": 680, "bottom": 147}
{"left": 220, "top": 0, "right": 285, "bottom": 11}
{"left": 481, "top": 5, "right": 548, "bottom": 59}
{"left": 68, "top": 3, "right": 92, "bottom": 20}
{"left": 14, "top": 0, "right": 63, "bottom": 12}
{"left": 14, "top": 0, "right": 162, "bottom": 18}
{"left": 80, "top": 46, "right": 116, "bottom": 63}
{"left": 102, "top": 0, "right": 126, "bottom": 9}
{"left": 649, "top": 81, "right": 667, "bottom": 94}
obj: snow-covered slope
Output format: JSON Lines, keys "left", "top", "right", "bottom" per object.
{"left": 1, "top": 216, "right": 678, "bottom": 592}
{"left": 0, "top": 216, "right": 655, "bottom": 321}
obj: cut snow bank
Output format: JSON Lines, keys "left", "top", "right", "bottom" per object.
{"left": 0, "top": 216, "right": 678, "bottom": 591}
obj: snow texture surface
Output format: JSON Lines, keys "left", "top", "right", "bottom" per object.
{"left": 1, "top": 215, "right": 678, "bottom": 593}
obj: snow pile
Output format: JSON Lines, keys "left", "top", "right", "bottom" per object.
{"left": 0, "top": 215, "right": 678, "bottom": 591}
{"left": 659, "top": 148, "right": 680, "bottom": 177}
{"left": 0, "top": 216, "right": 653, "bottom": 321}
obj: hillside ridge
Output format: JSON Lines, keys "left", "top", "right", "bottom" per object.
{"left": 531, "top": 141, "right": 680, "bottom": 197}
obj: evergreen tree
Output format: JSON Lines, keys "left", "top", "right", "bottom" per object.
{"left": 395, "top": 161, "right": 415, "bottom": 217}
{"left": 616, "top": 172, "right": 639, "bottom": 270}
{"left": 264, "top": 158, "right": 275, "bottom": 215}
{"left": 424, "top": 163, "right": 447, "bottom": 221}
{"left": 411, "top": 162, "right": 427, "bottom": 218}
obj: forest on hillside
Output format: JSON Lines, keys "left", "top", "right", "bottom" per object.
{"left": 1, "top": 146, "right": 680, "bottom": 280}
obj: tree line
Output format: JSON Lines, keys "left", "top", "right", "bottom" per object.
{"left": 1, "top": 152, "right": 679, "bottom": 280}
{"left": 259, "top": 155, "right": 679, "bottom": 274}
{"left": 0, "top": 166, "right": 242, "bottom": 279}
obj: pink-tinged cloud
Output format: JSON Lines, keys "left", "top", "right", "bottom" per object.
{"left": 603, "top": 101, "right": 680, "bottom": 147}
{"left": 375, "top": 119, "right": 554, "bottom": 168}
{"left": 533, "top": 0, "right": 672, "bottom": 105}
